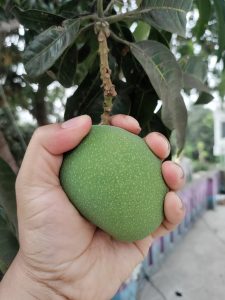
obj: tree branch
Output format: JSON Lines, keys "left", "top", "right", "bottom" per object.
{"left": 110, "top": 30, "right": 131, "bottom": 46}
{"left": 104, "top": 0, "right": 115, "bottom": 15}
{"left": 95, "top": 22, "right": 117, "bottom": 125}
{"left": 33, "top": 84, "right": 49, "bottom": 126}
{"left": 97, "top": 0, "right": 104, "bottom": 18}
{"left": 0, "top": 130, "right": 18, "bottom": 174}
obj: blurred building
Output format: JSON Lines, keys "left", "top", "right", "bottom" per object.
{"left": 214, "top": 110, "right": 225, "bottom": 156}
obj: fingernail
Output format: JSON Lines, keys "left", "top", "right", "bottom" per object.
{"left": 174, "top": 162, "right": 185, "bottom": 179}
{"left": 155, "top": 132, "right": 171, "bottom": 152}
{"left": 61, "top": 115, "right": 90, "bottom": 129}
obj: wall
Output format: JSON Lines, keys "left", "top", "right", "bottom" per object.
{"left": 113, "top": 170, "right": 221, "bottom": 300}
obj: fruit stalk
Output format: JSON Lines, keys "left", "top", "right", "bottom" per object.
{"left": 95, "top": 22, "right": 117, "bottom": 125}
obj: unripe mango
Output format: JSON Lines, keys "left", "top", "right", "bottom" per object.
{"left": 60, "top": 125, "right": 167, "bottom": 242}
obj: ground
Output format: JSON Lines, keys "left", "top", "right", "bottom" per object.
{"left": 140, "top": 205, "right": 225, "bottom": 300}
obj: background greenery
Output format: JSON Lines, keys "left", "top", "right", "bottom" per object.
{"left": 0, "top": 0, "right": 224, "bottom": 277}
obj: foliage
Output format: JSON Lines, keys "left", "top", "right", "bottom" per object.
{"left": 0, "top": 0, "right": 224, "bottom": 275}
{"left": 2, "top": 0, "right": 197, "bottom": 149}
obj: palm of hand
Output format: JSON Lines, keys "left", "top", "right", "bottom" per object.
{"left": 18, "top": 176, "right": 150, "bottom": 300}
{"left": 16, "top": 115, "right": 184, "bottom": 300}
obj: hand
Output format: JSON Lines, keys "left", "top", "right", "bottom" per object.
{"left": 0, "top": 115, "right": 185, "bottom": 300}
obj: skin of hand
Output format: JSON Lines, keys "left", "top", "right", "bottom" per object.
{"left": 0, "top": 115, "right": 185, "bottom": 300}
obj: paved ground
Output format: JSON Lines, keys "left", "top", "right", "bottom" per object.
{"left": 139, "top": 205, "right": 225, "bottom": 300}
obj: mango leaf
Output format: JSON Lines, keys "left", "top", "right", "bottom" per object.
{"left": 0, "top": 207, "right": 19, "bottom": 274}
{"left": 78, "top": 43, "right": 91, "bottom": 63}
{"left": 140, "top": 110, "right": 172, "bottom": 143}
{"left": 182, "top": 56, "right": 213, "bottom": 103}
{"left": 195, "top": 92, "right": 214, "bottom": 105}
{"left": 183, "top": 56, "right": 208, "bottom": 82}
{"left": 139, "top": 0, "right": 193, "bottom": 37}
{"left": 194, "top": 0, "right": 211, "bottom": 40}
{"left": 119, "top": 51, "right": 159, "bottom": 128}
{"left": 64, "top": 71, "right": 103, "bottom": 124}
{"left": 23, "top": 19, "right": 80, "bottom": 78}
{"left": 112, "top": 95, "right": 131, "bottom": 116}
{"left": 130, "top": 41, "right": 182, "bottom": 108}
{"left": 121, "top": 52, "right": 147, "bottom": 86}
{"left": 130, "top": 40, "right": 186, "bottom": 150}
{"left": 57, "top": 43, "right": 78, "bottom": 88}
{"left": 148, "top": 27, "right": 172, "bottom": 48}
{"left": 162, "top": 95, "right": 187, "bottom": 153}
{"left": 111, "top": 81, "right": 133, "bottom": 116}
{"left": 57, "top": 1, "right": 93, "bottom": 18}
{"left": 183, "top": 73, "right": 211, "bottom": 94}
{"left": 134, "top": 88, "right": 158, "bottom": 128}
{"left": 136, "top": 0, "right": 143, "bottom": 7}
{"left": 214, "top": 0, "right": 225, "bottom": 59}
{"left": 0, "top": 158, "right": 17, "bottom": 235}
{"left": 133, "top": 21, "right": 150, "bottom": 42}
{"left": 12, "top": 6, "right": 65, "bottom": 32}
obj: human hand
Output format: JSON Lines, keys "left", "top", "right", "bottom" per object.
{"left": 0, "top": 115, "right": 185, "bottom": 300}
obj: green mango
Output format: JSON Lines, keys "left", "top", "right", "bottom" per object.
{"left": 60, "top": 125, "right": 167, "bottom": 242}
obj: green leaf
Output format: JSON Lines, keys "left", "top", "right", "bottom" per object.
{"left": 12, "top": 6, "right": 65, "bottom": 32}
{"left": 195, "top": 92, "right": 214, "bottom": 105}
{"left": 111, "top": 81, "right": 132, "bottom": 116}
{"left": 130, "top": 40, "right": 182, "bottom": 107}
{"left": 64, "top": 71, "right": 103, "bottom": 124}
{"left": 139, "top": 0, "right": 193, "bottom": 36}
{"left": 0, "top": 158, "right": 17, "bottom": 235}
{"left": 23, "top": 19, "right": 80, "bottom": 78}
{"left": 182, "top": 56, "right": 213, "bottom": 101}
{"left": 121, "top": 52, "right": 146, "bottom": 86}
{"left": 141, "top": 111, "right": 172, "bottom": 142}
{"left": 183, "top": 73, "right": 211, "bottom": 94}
{"left": 0, "top": 207, "right": 19, "bottom": 274}
{"left": 183, "top": 56, "right": 208, "bottom": 82}
{"left": 214, "top": 0, "right": 225, "bottom": 59}
{"left": 57, "top": 43, "right": 78, "bottom": 88}
{"left": 130, "top": 40, "right": 186, "bottom": 151}
{"left": 134, "top": 88, "right": 158, "bottom": 128}
{"left": 78, "top": 43, "right": 91, "bottom": 63}
{"left": 133, "top": 21, "right": 150, "bottom": 42}
{"left": 148, "top": 27, "right": 172, "bottom": 48}
{"left": 57, "top": 1, "right": 92, "bottom": 18}
{"left": 136, "top": 0, "right": 143, "bottom": 7}
{"left": 194, "top": 0, "right": 211, "bottom": 40}
{"left": 162, "top": 95, "right": 187, "bottom": 153}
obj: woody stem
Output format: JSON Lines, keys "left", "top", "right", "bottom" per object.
{"left": 96, "top": 22, "right": 117, "bottom": 125}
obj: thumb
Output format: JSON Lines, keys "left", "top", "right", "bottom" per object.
{"left": 16, "top": 115, "right": 94, "bottom": 256}
{"left": 16, "top": 115, "right": 92, "bottom": 192}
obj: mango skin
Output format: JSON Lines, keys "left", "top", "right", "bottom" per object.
{"left": 60, "top": 125, "right": 168, "bottom": 242}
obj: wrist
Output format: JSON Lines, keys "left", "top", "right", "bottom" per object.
{"left": 0, "top": 251, "right": 63, "bottom": 300}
